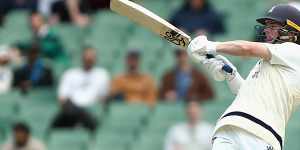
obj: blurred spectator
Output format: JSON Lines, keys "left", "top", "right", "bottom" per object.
{"left": 160, "top": 49, "right": 214, "bottom": 102}
{"left": 2, "top": 122, "right": 46, "bottom": 150}
{"left": 170, "top": 0, "right": 225, "bottom": 37}
{"left": 17, "top": 12, "right": 65, "bottom": 60}
{"left": 110, "top": 50, "right": 157, "bottom": 106}
{"left": 49, "top": 0, "right": 109, "bottom": 26}
{"left": 164, "top": 100, "right": 213, "bottom": 150}
{"left": 38, "top": 0, "right": 61, "bottom": 17}
{"left": 30, "top": 12, "right": 65, "bottom": 59}
{"left": 13, "top": 44, "right": 54, "bottom": 92}
{"left": 0, "top": 46, "right": 13, "bottom": 94}
{"left": 51, "top": 47, "right": 110, "bottom": 132}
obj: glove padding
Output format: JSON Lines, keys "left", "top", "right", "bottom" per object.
{"left": 202, "top": 55, "right": 237, "bottom": 81}
{"left": 187, "top": 35, "right": 218, "bottom": 63}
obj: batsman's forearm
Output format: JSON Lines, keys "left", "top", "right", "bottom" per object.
{"left": 215, "top": 40, "right": 271, "bottom": 60}
{"left": 216, "top": 41, "right": 257, "bottom": 57}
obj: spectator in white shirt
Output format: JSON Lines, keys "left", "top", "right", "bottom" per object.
{"left": 164, "top": 100, "right": 213, "bottom": 150}
{"left": 51, "top": 47, "right": 110, "bottom": 132}
{"left": 0, "top": 46, "right": 12, "bottom": 95}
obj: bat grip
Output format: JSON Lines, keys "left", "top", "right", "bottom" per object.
{"left": 206, "top": 54, "right": 233, "bottom": 73}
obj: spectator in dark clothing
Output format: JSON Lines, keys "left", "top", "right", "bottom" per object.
{"left": 50, "top": 0, "right": 89, "bottom": 26}
{"left": 31, "top": 12, "right": 65, "bottom": 59}
{"left": 51, "top": 100, "right": 98, "bottom": 133}
{"left": 86, "top": 0, "right": 110, "bottom": 10}
{"left": 0, "top": 0, "right": 37, "bottom": 13}
{"left": 13, "top": 44, "right": 54, "bottom": 92}
{"left": 160, "top": 49, "right": 214, "bottom": 102}
{"left": 170, "top": 0, "right": 225, "bottom": 37}
{"left": 17, "top": 12, "right": 65, "bottom": 60}
{"left": 50, "top": 0, "right": 109, "bottom": 26}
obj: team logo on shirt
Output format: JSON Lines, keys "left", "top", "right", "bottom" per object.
{"left": 266, "top": 146, "right": 274, "bottom": 150}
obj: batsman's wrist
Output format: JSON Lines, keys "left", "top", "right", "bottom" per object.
{"left": 206, "top": 41, "right": 220, "bottom": 55}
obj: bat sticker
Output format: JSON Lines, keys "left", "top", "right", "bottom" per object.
{"left": 161, "top": 30, "right": 187, "bottom": 47}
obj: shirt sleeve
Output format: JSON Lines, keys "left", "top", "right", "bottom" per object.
{"left": 264, "top": 42, "right": 300, "bottom": 70}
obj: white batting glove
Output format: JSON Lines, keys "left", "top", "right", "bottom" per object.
{"left": 187, "top": 35, "right": 219, "bottom": 63}
{"left": 202, "top": 55, "right": 237, "bottom": 81}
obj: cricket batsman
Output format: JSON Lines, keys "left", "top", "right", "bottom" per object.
{"left": 187, "top": 4, "right": 300, "bottom": 150}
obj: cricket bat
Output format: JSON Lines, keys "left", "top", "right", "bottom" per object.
{"left": 110, "top": 0, "right": 233, "bottom": 73}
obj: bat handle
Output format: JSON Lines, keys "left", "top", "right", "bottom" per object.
{"left": 206, "top": 54, "right": 233, "bottom": 73}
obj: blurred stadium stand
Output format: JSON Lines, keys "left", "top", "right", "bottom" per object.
{"left": 1, "top": 0, "right": 300, "bottom": 150}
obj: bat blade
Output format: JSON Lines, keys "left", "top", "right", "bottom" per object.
{"left": 110, "top": 0, "right": 191, "bottom": 49}
{"left": 110, "top": 0, "right": 233, "bottom": 73}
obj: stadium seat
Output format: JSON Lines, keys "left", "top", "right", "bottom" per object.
{"left": 284, "top": 129, "right": 300, "bottom": 150}
{"left": 88, "top": 11, "right": 132, "bottom": 48}
{"left": 96, "top": 103, "right": 150, "bottom": 137}
{"left": 100, "top": 116, "right": 143, "bottom": 135}
{"left": 238, "top": 59, "right": 258, "bottom": 78}
{"left": 4, "top": 10, "right": 29, "bottom": 27}
{"left": 151, "top": 102, "right": 185, "bottom": 121}
{"left": 0, "top": 91, "right": 23, "bottom": 140}
{"left": 145, "top": 118, "right": 182, "bottom": 135}
{"left": 109, "top": 102, "right": 150, "bottom": 119}
{"left": 94, "top": 132, "right": 135, "bottom": 150}
{"left": 139, "top": 130, "right": 167, "bottom": 141}
{"left": 21, "top": 88, "right": 57, "bottom": 104}
{"left": 145, "top": 102, "right": 186, "bottom": 134}
{"left": 131, "top": 133, "right": 164, "bottom": 150}
{"left": 0, "top": 11, "right": 32, "bottom": 45}
{"left": 17, "top": 100, "right": 58, "bottom": 139}
{"left": 202, "top": 102, "right": 228, "bottom": 124}
{"left": 51, "top": 24, "right": 84, "bottom": 55}
{"left": 0, "top": 95, "right": 18, "bottom": 117}
{"left": 86, "top": 104, "right": 105, "bottom": 121}
{"left": 0, "top": 130, "right": 5, "bottom": 145}
{"left": 51, "top": 59, "right": 71, "bottom": 79}
{"left": 284, "top": 109, "right": 300, "bottom": 150}
{"left": 48, "top": 129, "right": 91, "bottom": 150}
{"left": 211, "top": 81, "right": 234, "bottom": 101}
{"left": 138, "top": 0, "right": 169, "bottom": 18}
{"left": 0, "top": 119, "right": 12, "bottom": 144}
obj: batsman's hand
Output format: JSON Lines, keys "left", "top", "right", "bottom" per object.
{"left": 187, "top": 35, "right": 218, "bottom": 63}
{"left": 203, "top": 55, "right": 237, "bottom": 81}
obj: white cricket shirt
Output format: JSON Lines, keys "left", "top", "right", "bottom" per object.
{"left": 213, "top": 42, "right": 300, "bottom": 150}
